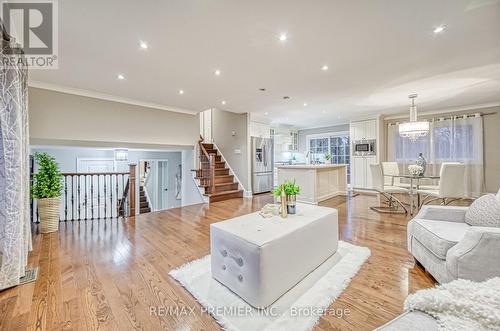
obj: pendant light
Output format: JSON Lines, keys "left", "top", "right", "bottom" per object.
{"left": 399, "top": 94, "right": 429, "bottom": 141}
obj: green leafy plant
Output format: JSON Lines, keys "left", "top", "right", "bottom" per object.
{"left": 284, "top": 180, "right": 300, "bottom": 195}
{"left": 273, "top": 185, "right": 283, "bottom": 197}
{"left": 31, "top": 153, "right": 63, "bottom": 199}
{"left": 325, "top": 153, "right": 332, "bottom": 161}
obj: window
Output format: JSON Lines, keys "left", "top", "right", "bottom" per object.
{"left": 307, "top": 132, "right": 350, "bottom": 183}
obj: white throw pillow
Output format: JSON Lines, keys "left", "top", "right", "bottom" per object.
{"left": 465, "top": 194, "right": 500, "bottom": 227}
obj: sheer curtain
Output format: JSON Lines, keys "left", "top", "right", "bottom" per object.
{"left": 387, "top": 114, "right": 484, "bottom": 198}
{"left": 0, "top": 32, "right": 31, "bottom": 290}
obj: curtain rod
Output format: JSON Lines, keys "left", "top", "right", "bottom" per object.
{"left": 387, "top": 111, "right": 497, "bottom": 126}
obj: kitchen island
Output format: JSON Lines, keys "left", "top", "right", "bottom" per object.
{"left": 276, "top": 164, "right": 348, "bottom": 204}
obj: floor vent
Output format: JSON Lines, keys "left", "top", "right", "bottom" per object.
{"left": 19, "top": 267, "right": 38, "bottom": 285}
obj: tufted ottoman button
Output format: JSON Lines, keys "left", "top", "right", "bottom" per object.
{"left": 237, "top": 257, "right": 244, "bottom": 266}
{"left": 238, "top": 274, "right": 243, "bottom": 282}
{"left": 221, "top": 249, "right": 228, "bottom": 257}
{"left": 222, "top": 265, "right": 226, "bottom": 271}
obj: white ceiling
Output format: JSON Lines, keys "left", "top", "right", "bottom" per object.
{"left": 30, "top": 0, "right": 500, "bottom": 129}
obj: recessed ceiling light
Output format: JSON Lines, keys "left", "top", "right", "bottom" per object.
{"left": 322, "top": 110, "right": 326, "bottom": 114}
{"left": 285, "top": 117, "right": 289, "bottom": 121}
{"left": 283, "top": 96, "right": 290, "bottom": 100}
{"left": 139, "top": 41, "right": 148, "bottom": 49}
{"left": 214, "top": 69, "right": 221, "bottom": 76}
{"left": 321, "top": 65, "right": 329, "bottom": 71}
{"left": 264, "top": 112, "right": 269, "bottom": 115}
{"left": 279, "top": 33, "right": 287, "bottom": 42}
{"left": 117, "top": 74, "right": 125, "bottom": 80}
{"left": 433, "top": 25, "right": 446, "bottom": 34}
{"left": 179, "top": 89, "right": 184, "bottom": 95}
{"left": 303, "top": 103, "right": 308, "bottom": 107}
{"left": 259, "top": 88, "right": 266, "bottom": 92}
{"left": 221, "top": 100, "right": 226, "bottom": 105}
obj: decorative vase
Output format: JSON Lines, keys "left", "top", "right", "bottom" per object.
{"left": 280, "top": 185, "right": 288, "bottom": 218}
{"left": 287, "top": 194, "right": 296, "bottom": 214}
{"left": 38, "top": 197, "right": 60, "bottom": 233}
{"left": 416, "top": 153, "right": 427, "bottom": 175}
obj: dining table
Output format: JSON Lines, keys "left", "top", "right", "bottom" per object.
{"left": 391, "top": 174, "right": 440, "bottom": 215}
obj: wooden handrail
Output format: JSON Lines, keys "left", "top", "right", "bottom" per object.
{"left": 62, "top": 171, "right": 129, "bottom": 176}
{"left": 198, "top": 135, "right": 216, "bottom": 195}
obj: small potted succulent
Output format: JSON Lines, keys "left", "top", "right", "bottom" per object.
{"left": 325, "top": 153, "right": 332, "bottom": 164}
{"left": 31, "top": 153, "right": 63, "bottom": 233}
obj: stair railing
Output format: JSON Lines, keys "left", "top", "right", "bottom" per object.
{"left": 198, "top": 135, "right": 216, "bottom": 194}
{"left": 32, "top": 163, "right": 137, "bottom": 222}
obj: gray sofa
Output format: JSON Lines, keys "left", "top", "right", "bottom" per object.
{"left": 377, "top": 197, "right": 500, "bottom": 330}
{"left": 407, "top": 205, "right": 500, "bottom": 283}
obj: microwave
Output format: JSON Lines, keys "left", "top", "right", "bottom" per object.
{"left": 353, "top": 140, "right": 376, "bottom": 156}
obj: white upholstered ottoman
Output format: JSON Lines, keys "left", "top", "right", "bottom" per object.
{"left": 210, "top": 203, "right": 338, "bottom": 308}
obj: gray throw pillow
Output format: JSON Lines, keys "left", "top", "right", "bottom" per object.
{"left": 465, "top": 194, "right": 500, "bottom": 227}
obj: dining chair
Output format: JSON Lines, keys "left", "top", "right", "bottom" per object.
{"left": 382, "top": 162, "right": 411, "bottom": 188}
{"left": 370, "top": 164, "right": 410, "bottom": 214}
{"left": 418, "top": 162, "right": 461, "bottom": 190}
{"left": 417, "top": 163, "right": 465, "bottom": 206}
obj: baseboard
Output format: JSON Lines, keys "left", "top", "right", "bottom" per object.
{"left": 243, "top": 190, "right": 253, "bottom": 198}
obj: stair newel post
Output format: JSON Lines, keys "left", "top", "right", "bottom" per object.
{"left": 129, "top": 163, "right": 137, "bottom": 217}
{"left": 209, "top": 154, "right": 216, "bottom": 195}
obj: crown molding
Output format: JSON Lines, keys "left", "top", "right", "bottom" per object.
{"left": 28, "top": 80, "right": 199, "bottom": 115}
{"left": 383, "top": 101, "right": 500, "bottom": 120}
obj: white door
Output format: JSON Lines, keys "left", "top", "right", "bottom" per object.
{"left": 77, "top": 159, "right": 115, "bottom": 172}
{"left": 76, "top": 159, "right": 117, "bottom": 219}
{"left": 157, "top": 160, "right": 169, "bottom": 210}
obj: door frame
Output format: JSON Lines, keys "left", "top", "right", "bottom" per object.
{"left": 139, "top": 159, "right": 170, "bottom": 212}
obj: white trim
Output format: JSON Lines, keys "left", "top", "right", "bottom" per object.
{"left": 305, "top": 131, "right": 349, "bottom": 140}
{"left": 29, "top": 80, "right": 199, "bottom": 115}
{"left": 383, "top": 102, "right": 500, "bottom": 120}
{"left": 212, "top": 142, "right": 246, "bottom": 192}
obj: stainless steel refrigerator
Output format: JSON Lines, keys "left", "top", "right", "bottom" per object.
{"left": 251, "top": 137, "right": 274, "bottom": 193}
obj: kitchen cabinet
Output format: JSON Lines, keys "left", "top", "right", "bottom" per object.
{"left": 352, "top": 155, "right": 376, "bottom": 190}
{"left": 272, "top": 127, "right": 298, "bottom": 153}
{"left": 350, "top": 119, "right": 376, "bottom": 140}
{"left": 250, "top": 122, "right": 271, "bottom": 138}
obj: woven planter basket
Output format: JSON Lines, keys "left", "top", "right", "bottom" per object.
{"left": 38, "top": 197, "right": 60, "bottom": 233}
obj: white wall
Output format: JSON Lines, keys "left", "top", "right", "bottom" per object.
{"left": 29, "top": 87, "right": 199, "bottom": 148}
{"left": 211, "top": 109, "right": 250, "bottom": 192}
{"left": 181, "top": 150, "right": 206, "bottom": 206}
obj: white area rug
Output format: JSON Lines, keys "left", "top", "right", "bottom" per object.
{"left": 169, "top": 241, "right": 370, "bottom": 331}
{"left": 405, "top": 277, "right": 500, "bottom": 331}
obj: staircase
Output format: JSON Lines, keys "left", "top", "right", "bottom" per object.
{"left": 139, "top": 186, "right": 151, "bottom": 214}
{"left": 194, "top": 140, "right": 243, "bottom": 203}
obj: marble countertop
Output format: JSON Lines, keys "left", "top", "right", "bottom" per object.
{"left": 276, "top": 164, "right": 347, "bottom": 169}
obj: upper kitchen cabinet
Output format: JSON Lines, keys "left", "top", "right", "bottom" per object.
{"left": 350, "top": 119, "right": 376, "bottom": 140}
{"left": 250, "top": 121, "right": 271, "bottom": 138}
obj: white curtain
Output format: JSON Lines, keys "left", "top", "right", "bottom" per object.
{"left": 387, "top": 114, "right": 484, "bottom": 198}
{"left": 0, "top": 35, "right": 31, "bottom": 290}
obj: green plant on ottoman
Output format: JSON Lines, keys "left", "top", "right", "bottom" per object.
{"left": 273, "top": 180, "right": 301, "bottom": 215}
{"left": 31, "top": 153, "right": 63, "bottom": 233}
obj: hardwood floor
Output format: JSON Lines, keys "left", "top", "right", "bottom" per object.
{"left": 0, "top": 194, "right": 442, "bottom": 330}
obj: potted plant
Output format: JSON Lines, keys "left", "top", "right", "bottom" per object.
{"left": 32, "top": 153, "right": 63, "bottom": 233}
{"left": 325, "top": 153, "right": 332, "bottom": 164}
{"left": 284, "top": 180, "right": 300, "bottom": 214}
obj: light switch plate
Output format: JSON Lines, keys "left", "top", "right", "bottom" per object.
{"left": 234, "top": 149, "right": 241, "bottom": 154}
